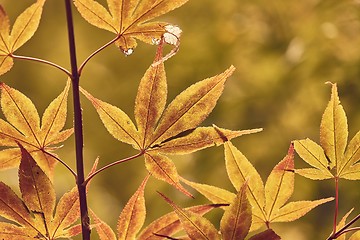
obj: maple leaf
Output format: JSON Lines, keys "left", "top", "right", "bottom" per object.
{"left": 73, "top": 0, "right": 188, "bottom": 54}
{"left": 0, "top": 81, "right": 73, "bottom": 176}
{"left": 158, "top": 192, "right": 221, "bottom": 240}
{"left": 0, "top": 144, "right": 82, "bottom": 239}
{"left": 0, "top": 0, "right": 45, "bottom": 75}
{"left": 81, "top": 45, "right": 261, "bottom": 197}
{"left": 294, "top": 82, "right": 360, "bottom": 180}
{"left": 183, "top": 141, "right": 334, "bottom": 235}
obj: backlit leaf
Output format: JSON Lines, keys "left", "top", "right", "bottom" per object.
{"left": 74, "top": 0, "right": 189, "bottom": 53}
{"left": 91, "top": 210, "right": 117, "bottom": 240}
{"left": 0, "top": 81, "right": 73, "bottom": 175}
{"left": 80, "top": 87, "right": 140, "bottom": 149}
{"left": 295, "top": 82, "right": 360, "bottom": 180}
{"left": 270, "top": 198, "right": 334, "bottom": 223}
{"left": 159, "top": 192, "right": 221, "bottom": 240}
{"left": 18, "top": 143, "right": 56, "bottom": 225}
{"left": 117, "top": 175, "right": 149, "bottom": 240}
{"left": 10, "top": 0, "right": 45, "bottom": 52}
{"left": 0, "top": 1, "right": 45, "bottom": 75}
{"left": 264, "top": 144, "right": 295, "bottom": 218}
{"left": 220, "top": 183, "right": 252, "bottom": 240}
{"left": 181, "top": 177, "right": 235, "bottom": 205}
{"left": 0, "top": 144, "right": 81, "bottom": 239}
{"left": 134, "top": 57, "right": 166, "bottom": 148}
{"left": 138, "top": 204, "right": 224, "bottom": 239}
{"left": 153, "top": 126, "right": 262, "bottom": 155}
{"left": 224, "top": 141, "right": 265, "bottom": 227}
{"left": 152, "top": 66, "right": 235, "bottom": 145}
{"left": 144, "top": 153, "right": 192, "bottom": 197}
{"left": 320, "top": 82, "right": 348, "bottom": 169}
{"left": 84, "top": 49, "right": 259, "bottom": 196}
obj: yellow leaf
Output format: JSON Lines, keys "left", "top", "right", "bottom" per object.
{"left": 80, "top": 87, "right": 140, "bottom": 149}
{"left": 0, "top": 55, "right": 13, "bottom": 75}
{"left": 117, "top": 175, "right": 149, "bottom": 240}
{"left": 134, "top": 60, "right": 166, "bottom": 148}
{"left": 264, "top": 144, "right": 295, "bottom": 219}
{"left": 295, "top": 168, "right": 333, "bottom": 180}
{"left": 138, "top": 204, "right": 224, "bottom": 239}
{"left": 144, "top": 153, "right": 192, "bottom": 197}
{"left": 339, "top": 131, "right": 360, "bottom": 178}
{"left": 294, "top": 138, "right": 333, "bottom": 177}
{"left": 159, "top": 192, "right": 221, "bottom": 240}
{"left": 0, "top": 144, "right": 82, "bottom": 239}
{"left": 320, "top": 82, "right": 348, "bottom": 170}
{"left": 0, "top": 5, "right": 10, "bottom": 51}
{"left": 153, "top": 126, "right": 262, "bottom": 155}
{"left": 220, "top": 183, "right": 252, "bottom": 240}
{"left": 0, "top": 82, "right": 72, "bottom": 175}
{"left": 153, "top": 66, "right": 235, "bottom": 145}
{"left": 73, "top": 0, "right": 117, "bottom": 33}
{"left": 74, "top": 0, "right": 189, "bottom": 52}
{"left": 270, "top": 198, "right": 334, "bottom": 223}
{"left": 181, "top": 177, "right": 236, "bottom": 204}
{"left": 9, "top": 1, "right": 45, "bottom": 52}
{"left": 224, "top": 141, "right": 265, "bottom": 225}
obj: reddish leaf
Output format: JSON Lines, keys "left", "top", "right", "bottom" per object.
{"left": 249, "top": 229, "right": 281, "bottom": 240}
{"left": 220, "top": 183, "right": 252, "bottom": 240}
{"left": 0, "top": 144, "right": 82, "bottom": 239}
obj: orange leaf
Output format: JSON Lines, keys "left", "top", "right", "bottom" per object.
{"left": 18, "top": 143, "right": 56, "bottom": 225}
{"left": 74, "top": 0, "right": 189, "bottom": 53}
{"left": 220, "top": 183, "right": 252, "bottom": 240}
{"left": 159, "top": 192, "right": 220, "bottom": 240}
{"left": 0, "top": 81, "right": 72, "bottom": 175}
{"left": 91, "top": 210, "right": 117, "bottom": 240}
{"left": 0, "top": 144, "right": 81, "bottom": 239}
{"left": 138, "top": 204, "right": 224, "bottom": 239}
{"left": 117, "top": 175, "right": 149, "bottom": 240}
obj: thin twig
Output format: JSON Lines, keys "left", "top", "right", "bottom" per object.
{"left": 64, "top": 0, "right": 90, "bottom": 239}
{"left": 78, "top": 35, "right": 120, "bottom": 76}
{"left": 10, "top": 54, "right": 72, "bottom": 77}
{"left": 329, "top": 213, "right": 360, "bottom": 239}
{"left": 333, "top": 177, "right": 339, "bottom": 235}
{"left": 43, "top": 150, "right": 77, "bottom": 178}
{"left": 83, "top": 151, "right": 145, "bottom": 186}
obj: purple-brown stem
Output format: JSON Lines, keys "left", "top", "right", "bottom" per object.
{"left": 64, "top": 0, "right": 90, "bottom": 239}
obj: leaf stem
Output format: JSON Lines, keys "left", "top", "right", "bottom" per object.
{"left": 83, "top": 151, "right": 145, "bottom": 186}
{"left": 43, "top": 150, "right": 77, "bottom": 178}
{"left": 78, "top": 35, "right": 120, "bottom": 76}
{"left": 10, "top": 54, "right": 72, "bottom": 78}
{"left": 328, "top": 213, "right": 360, "bottom": 239}
{"left": 64, "top": 0, "right": 90, "bottom": 240}
{"left": 333, "top": 177, "right": 339, "bottom": 235}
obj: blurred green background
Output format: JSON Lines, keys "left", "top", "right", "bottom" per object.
{"left": 0, "top": 0, "right": 360, "bottom": 239}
